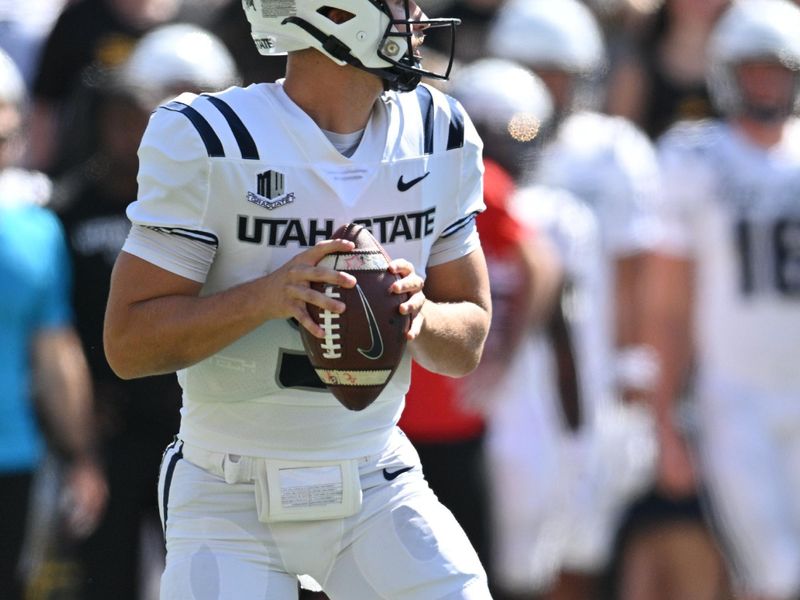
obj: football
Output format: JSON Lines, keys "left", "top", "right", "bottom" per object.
{"left": 299, "top": 223, "right": 410, "bottom": 411}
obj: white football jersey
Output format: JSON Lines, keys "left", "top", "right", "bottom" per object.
{"left": 509, "top": 185, "right": 605, "bottom": 427}
{"left": 487, "top": 186, "right": 606, "bottom": 590}
{"left": 536, "top": 112, "right": 663, "bottom": 258}
{"left": 122, "top": 81, "right": 484, "bottom": 460}
{"left": 658, "top": 118, "right": 800, "bottom": 399}
{"left": 535, "top": 111, "right": 664, "bottom": 399}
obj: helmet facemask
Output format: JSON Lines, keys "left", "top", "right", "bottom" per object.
{"left": 373, "top": 0, "right": 459, "bottom": 92}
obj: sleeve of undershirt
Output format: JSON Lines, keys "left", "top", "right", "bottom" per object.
{"left": 123, "top": 225, "right": 215, "bottom": 282}
{"left": 122, "top": 97, "right": 218, "bottom": 282}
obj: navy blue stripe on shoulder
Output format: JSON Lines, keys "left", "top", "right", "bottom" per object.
{"left": 162, "top": 101, "right": 225, "bottom": 158}
{"left": 415, "top": 86, "right": 434, "bottom": 155}
{"left": 446, "top": 96, "right": 465, "bottom": 151}
{"left": 441, "top": 211, "right": 480, "bottom": 238}
{"left": 203, "top": 95, "right": 260, "bottom": 160}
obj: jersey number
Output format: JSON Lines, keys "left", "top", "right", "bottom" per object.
{"left": 276, "top": 349, "right": 326, "bottom": 391}
{"left": 736, "top": 218, "right": 800, "bottom": 296}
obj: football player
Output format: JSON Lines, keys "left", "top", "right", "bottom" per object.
{"left": 400, "top": 57, "right": 559, "bottom": 585}
{"left": 434, "top": 57, "right": 606, "bottom": 599}
{"left": 103, "top": 1, "right": 493, "bottom": 599}
{"left": 488, "top": 1, "right": 669, "bottom": 598}
{"left": 651, "top": 1, "right": 800, "bottom": 598}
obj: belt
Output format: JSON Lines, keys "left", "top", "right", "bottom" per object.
{"left": 180, "top": 440, "right": 406, "bottom": 489}
{"left": 181, "top": 442, "right": 258, "bottom": 484}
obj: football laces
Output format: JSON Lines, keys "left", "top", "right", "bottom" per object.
{"left": 319, "top": 286, "right": 343, "bottom": 359}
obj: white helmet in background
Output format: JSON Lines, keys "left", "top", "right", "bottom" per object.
{"left": 0, "top": 49, "right": 26, "bottom": 107}
{"left": 487, "top": 0, "right": 606, "bottom": 75}
{"left": 449, "top": 58, "right": 553, "bottom": 138}
{"left": 240, "top": 0, "right": 461, "bottom": 92}
{"left": 708, "top": 0, "right": 800, "bottom": 119}
{"left": 119, "top": 23, "right": 240, "bottom": 107}
{"left": 448, "top": 58, "right": 554, "bottom": 180}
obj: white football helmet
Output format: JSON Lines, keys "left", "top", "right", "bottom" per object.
{"left": 119, "top": 24, "right": 240, "bottom": 107}
{"left": 487, "top": 0, "right": 606, "bottom": 114}
{"left": 241, "top": 0, "right": 460, "bottom": 92}
{"left": 708, "top": 0, "right": 800, "bottom": 119}
{"left": 448, "top": 58, "right": 554, "bottom": 180}
{"left": 449, "top": 58, "right": 553, "bottom": 138}
{"left": 487, "top": 0, "right": 606, "bottom": 75}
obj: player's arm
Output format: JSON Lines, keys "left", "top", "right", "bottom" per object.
{"left": 525, "top": 232, "right": 564, "bottom": 327}
{"left": 392, "top": 104, "right": 491, "bottom": 377}
{"left": 34, "top": 327, "right": 98, "bottom": 464}
{"left": 640, "top": 126, "right": 708, "bottom": 497}
{"left": 614, "top": 252, "right": 662, "bottom": 402}
{"left": 104, "top": 242, "right": 356, "bottom": 380}
{"left": 32, "top": 326, "right": 107, "bottom": 536}
{"left": 391, "top": 247, "right": 491, "bottom": 377}
{"left": 638, "top": 252, "right": 696, "bottom": 497}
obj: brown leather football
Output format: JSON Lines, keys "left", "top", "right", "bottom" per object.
{"left": 299, "top": 223, "right": 410, "bottom": 411}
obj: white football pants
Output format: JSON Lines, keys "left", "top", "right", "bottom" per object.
{"left": 157, "top": 431, "right": 491, "bottom": 599}
{"left": 696, "top": 378, "right": 800, "bottom": 599}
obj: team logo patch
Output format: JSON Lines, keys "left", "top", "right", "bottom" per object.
{"left": 247, "top": 170, "right": 295, "bottom": 210}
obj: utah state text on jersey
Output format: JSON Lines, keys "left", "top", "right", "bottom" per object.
{"left": 237, "top": 208, "right": 436, "bottom": 247}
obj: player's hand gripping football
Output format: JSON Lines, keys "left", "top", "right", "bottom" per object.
{"left": 388, "top": 258, "right": 426, "bottom": 341}
{"left": 270, "top": 239, "right": 357, "bottom": 338}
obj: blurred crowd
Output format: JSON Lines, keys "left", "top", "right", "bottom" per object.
{"left": 0, "top": 0, "right": 798, "bottom": 599}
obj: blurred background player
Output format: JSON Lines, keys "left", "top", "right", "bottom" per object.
{"left": 650, "top": 1, "right": 800, "bottom": 598}
{"left": 399, "top": 57, "right": 559, "bottom": 586}
{"left": 489, "top": 143, "right": 604, "bottom": 600}
{"left": 468, "top": 94, "right": 604, "bottom": 599}
{"left": 0, "top": 0, "right": 68, "bottom": 86}
{"left": 423, "top": 0, "right": 507, "bottom": 64}
{"left": 0, "top": 47, "right": 107, "bottom": 600}
{"left": 27, "top": 0, "right": 181, "bottom": 174}
{"left": 619, "top": 0, "right": 729, "bottom": 138}
{"left": 487, "top": 1, "right": 687, "bottom": 598}
{"left": 51, "top": 23, "right": 239, "bottom": 600}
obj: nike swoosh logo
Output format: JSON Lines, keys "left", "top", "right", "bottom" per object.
{"left": 397, "top": 172, "right": 430, "bottom": 192}
{"left": 382, "top": 466, "right": 413, "bottom": 481}
{"left": 356, "top": 284, "right": 384, "bottom": 360}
